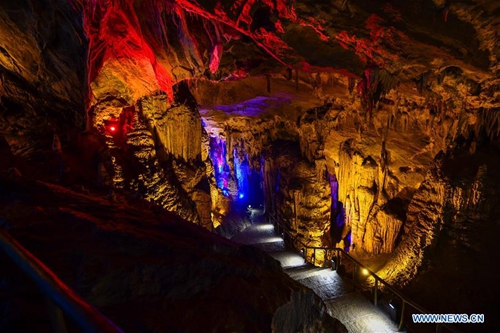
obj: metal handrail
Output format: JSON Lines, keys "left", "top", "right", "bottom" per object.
{"left": 0, "top": 229, "right": 125, "bottom": 333}
{"left": 268, "top": 211, "right": 461, "bottom": 333}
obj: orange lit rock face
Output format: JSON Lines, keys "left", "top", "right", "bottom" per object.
{"left": 84, "top": 0, "right": 175, "bottom": 104}
{"left": 198, "top": 76, "right": 500, "bottom": 317}
{"left": 81, "top": 0, "right": 220, "bottom": 224}
{"left": 265, "top": 142, "right": 333, "bottom": 266}
{"left": 75, "top": 0, "right": 500, "bottom": 235}
{"left": 0, "top": 176, "right": 348, "bottom": 333}
{"left": 0, "top": 0, "right": 86, "bottom": 159}
{"left": 1, "top": 1, "right": 500, "bottom": 328}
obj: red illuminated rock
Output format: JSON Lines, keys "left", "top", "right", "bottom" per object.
{"left": 1, "top": 0, "right": 500, "bottom": 331}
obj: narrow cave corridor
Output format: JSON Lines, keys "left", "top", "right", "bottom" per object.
{"left": 1, "top": 0, "right": 500, "bottom": 332}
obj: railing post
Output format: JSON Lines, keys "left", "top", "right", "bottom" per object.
{"left": 281, "top": 246, "right": 435, "bottom": 333}
{"left": 313, "top": 248, "right": 316, "bottom": 265}
{"left": 398, "top": 300, "right": 406, "bottom": 331}
{"left": 331, "top": 250, "right": 336, "bottom": 270}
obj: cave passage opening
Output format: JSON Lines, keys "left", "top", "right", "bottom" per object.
{"left": 208, "top": 134, "right": 265, "bottom": 210}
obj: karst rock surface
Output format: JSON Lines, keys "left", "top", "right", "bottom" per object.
{"left": 0, "top": 175, "right": 347, "bottom": 332}
{"left": 1, "top": 0, "right": 500, "bottom": 332}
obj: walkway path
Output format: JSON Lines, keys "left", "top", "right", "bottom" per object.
{"left": 231, "top": 215, "right": 401, "bottom": 333}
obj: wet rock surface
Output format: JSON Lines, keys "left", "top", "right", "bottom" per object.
{"left": 1, "top": 0, "right": 500, "bottom": 332}
{"left": 379, "top": 143, "right": 500, "bottom": 333}
{"left": 0, "top": 175, "right": 327, "bottom": 333}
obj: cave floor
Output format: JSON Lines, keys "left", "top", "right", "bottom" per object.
{"left": 231, "top": 218, "right": 401, "bottom": 333}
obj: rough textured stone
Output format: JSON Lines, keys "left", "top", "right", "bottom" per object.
{"left": 0, "top": 175, "right": 324, "bottom": 333}
{"left": 2, "top": 0, "right": 500, "bottom": 331}
{"left": 272, "top": 289, "right": 348, "bottom": 333}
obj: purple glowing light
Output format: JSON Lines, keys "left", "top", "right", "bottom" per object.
{"left": 234, "top": 149, "right": 251, "bottom": 200}
{"left": 209, "top": 136, "right": 231, "bottom": 195}
{"left": 200, "top": 93, "right": 293, "bottom": 118}
{"left": 345, "top": 232, "right": 352, "bottom": 252}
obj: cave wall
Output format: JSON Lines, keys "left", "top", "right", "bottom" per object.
{"left": 0, "top": 0, "right": 87, "bottom": 166}
{"left": 0, "top": 175, "right": 349, "bottom": 333}
{"left": 371, "top": 124, "right": 500, "bottom": 331}
{"left": 198, "top": 64, "right": 500, "bottom": 276}
{"left": 379, "top": 108, "right": 500, "bottom": 283}
{"left": 265, "top": 141, "right": 332, "bottom": 265}
{"left": 1, "top": 2, "right": 500, "bottom": 319}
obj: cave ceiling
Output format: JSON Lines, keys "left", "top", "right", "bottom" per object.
{"left": 79, "top": 0, "right": 499, "bottom": 110}
{"left": 1, "top": 0, "right": 499, "bottom": 116}
{"left": 1, "top": 0, "right": 498, "bottom": 220}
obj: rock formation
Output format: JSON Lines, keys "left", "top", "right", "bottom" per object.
{"left": 1, "top": 0, "right": 500, "bottom": 331}
{"left": 0, "top": 175, "right": 347, "bottom": 332}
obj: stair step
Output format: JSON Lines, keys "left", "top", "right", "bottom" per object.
{"left": 231, "top": 218, "right": 401, "bottom": 333}
{"left": 252, "top": 240, "right": 285, "bottom": 252}
{"left": 285, "top": 265, "right": 326, "bottom": 280}
{"left": 268, "top": 250, "right": 307, "bottom": 269}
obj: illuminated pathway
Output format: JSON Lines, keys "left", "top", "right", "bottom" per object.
{"left": 231, "top": 217, "right": 401, "bottom": 333}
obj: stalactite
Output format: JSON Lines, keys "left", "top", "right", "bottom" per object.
{"left": 107, "top": 111, "right": 201, "bottom": 223}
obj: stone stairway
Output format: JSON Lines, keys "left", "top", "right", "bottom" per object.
{"left": 231, "top": 218, "right": 401, "bottom": 333}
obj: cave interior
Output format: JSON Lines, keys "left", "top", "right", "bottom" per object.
{"left": 1, "top": 0, "right": 500, "bottom": 332}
